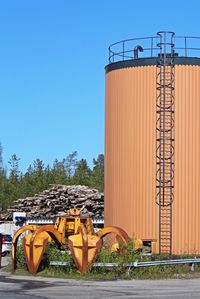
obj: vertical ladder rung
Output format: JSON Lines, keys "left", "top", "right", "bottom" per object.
{"left": 156, "top": 31, "right": 175, "bottom": 256}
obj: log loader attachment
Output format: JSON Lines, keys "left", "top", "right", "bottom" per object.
{"left": 12, "top": 208, "right": 130, "bottom": 273}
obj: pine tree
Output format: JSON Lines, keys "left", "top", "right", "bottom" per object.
{"left": 73, "top": 159, "right": 91, "bottom": 186}
{"left": 64, "top": 151, "right": 78, "bottom": 179}
{"left": 0, "top": 144, "right": 7, "bottom": 210}
{"left": 91, "top": 154, "right": 104, "bottom": 191}
{"left": 52, "top": 159, "right": 67, "bottom": 183}
{"left": 8, "top": 154, "right": 21, "bottom": 184}
{"left": 7, "top": 154, "right": 22, "bottom": 207}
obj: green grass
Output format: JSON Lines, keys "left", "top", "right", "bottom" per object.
{"left": 6, "top": 242, "right": 200, "bottom": 280}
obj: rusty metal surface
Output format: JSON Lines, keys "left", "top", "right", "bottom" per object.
{"left": 105, "top": 63, "right": 200, "bottom": 254}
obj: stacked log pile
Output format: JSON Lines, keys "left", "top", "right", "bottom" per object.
{"left": 1, "top": 185, "right": 104, "bottom": 220}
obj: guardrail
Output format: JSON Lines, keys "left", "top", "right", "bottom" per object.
{"left": 109, "top": 35, "right": 200, "bottom": 63}
{"left": 50, "top": 258, "right": 200, "bottom": 271}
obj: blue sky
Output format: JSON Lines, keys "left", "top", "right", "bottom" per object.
{"left": 0, "top": 0, "right": 199, "bottom": 172}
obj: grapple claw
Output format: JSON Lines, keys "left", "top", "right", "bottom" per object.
{"left": 23, "top": 232, "right": 49, "bottom": 273}
{"left": 12, "top": 208, "right": 131, "bottom": 274}
{"left": 97, "top": 226, "right": 130, "bottom": 252}
{"left": 97, "top": 226, "right": 130, "bottom": 243}
{"left": 12, "top": 225, "right": 38, "bottom": 272}
{"left": 68, "top": 225, "right": 102, "bottom": 273}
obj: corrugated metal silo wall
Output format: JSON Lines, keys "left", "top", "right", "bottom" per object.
{"left": 105, "top": 63, "right": 200, "bottom": 254}
{"left": 173, "top": 65, "right": 200, "bottom": 254}
{"left": 105, "top": 66, "right": 158, "bottom": 242}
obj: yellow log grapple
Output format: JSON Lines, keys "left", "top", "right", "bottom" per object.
{"left": 12, "top": 208, "right": 129, "bottom": 273}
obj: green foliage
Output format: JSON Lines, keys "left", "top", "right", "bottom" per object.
{"left": 45, "top": 244, "right": 73, "bottom": 263}
{"left": 95, "top": 240, "right": 138, "bottom": 264}
{"left": 64, "top": 151, "right": 78, "bottom": 179}
{"left": 8, "top": 154, "right": 21, "bottom": 183}
{"left": 0, "top": 145, "right": 104, "bottom": 211}
{"left": 15, "top": 244, "right": 27, "bottom": 269}
{"left": 90, "top": 154, "right": 104, "bottom": 191}
{"left": 73, "top": 159, "right": 91, "bottom": 186}
{"left": 13, "top": 242, "right": 200, "bottom": 280}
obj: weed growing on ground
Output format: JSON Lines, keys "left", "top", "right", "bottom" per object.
{"left": 9, "top": 242, "right": 200, "bottom": 280}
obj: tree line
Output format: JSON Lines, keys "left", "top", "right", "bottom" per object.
{"left": 0, "top": 144, "right": 104, "bottom": 211}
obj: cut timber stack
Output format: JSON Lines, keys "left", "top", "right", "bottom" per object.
{"left": 1, "top": 185, "right": 104, "bottom": 220}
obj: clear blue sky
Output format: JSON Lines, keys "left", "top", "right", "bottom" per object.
{"left": 0, "top": 0, "right": 199, "bottom": 172}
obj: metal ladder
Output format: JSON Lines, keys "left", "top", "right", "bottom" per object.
{"left": 156, "top": 32, "right": 175, "bottom": 255}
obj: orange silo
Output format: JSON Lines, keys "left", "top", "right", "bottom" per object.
{"left": 105, "top": 31, "right": 200, "bottom": 255}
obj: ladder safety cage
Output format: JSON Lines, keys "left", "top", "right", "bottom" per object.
{"left": 156, "top": 31, "right": 175, "bottom": 255}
